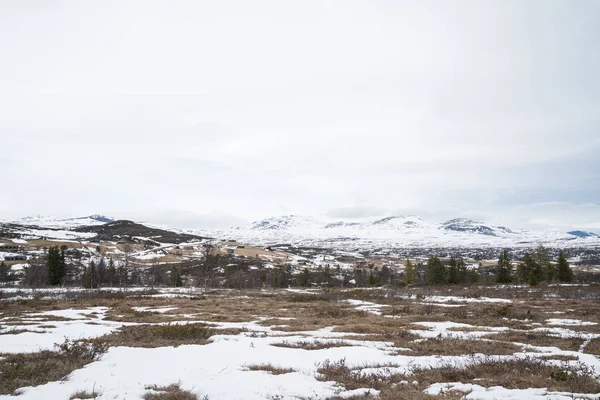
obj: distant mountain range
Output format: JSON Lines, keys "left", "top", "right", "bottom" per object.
{"left": 202, "top": 214, "right": 600, "bottom": 250}
{"left": 7, "top": 215, "right": 114, "bottom": 228}
{"left": 2, "top": 214, "right": 599, "bottom": 251}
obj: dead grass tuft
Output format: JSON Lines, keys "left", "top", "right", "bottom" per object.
{"left": 70, "top": 390, "right": 99, "bottom": 399}
{"left": 0, "top": 340, "right": 107, "bottom": 395}
{"left": 272, "top": 340, "right": 355, "bottom": 350}
{"left": 492, "top": 330, "right": 585, "bottom": 351}
{"left": 411, "top": 356, "right": 600, "bottom": 393}
{"left": 98, "top": 323, "right": 239, "bottom": 348}
{"left": 143, "top": 384, "right": 199, "bottom": 400}
{"left": 583, "top": 338, "right": 600, "bottom": 355}
{"left": 402, "top": 338, "right": 521, "bottom": 356}
{"left": 246, "top": 364, "right": 295, "bottom": 375}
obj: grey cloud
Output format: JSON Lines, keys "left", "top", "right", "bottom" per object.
{"left": 0, "top": 1, "right": 599, "bottom": 230}
{"left": 326, "top": 206, "right": 388, "bottom": 220}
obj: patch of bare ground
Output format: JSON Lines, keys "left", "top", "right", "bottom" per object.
{"left": 583, "top": 338, "right": 600, "bottom": 355}
{"left": 70, "top": 390, "right": 99, "bottom": 399}
{"left": 491, "top": 330, "right": 585, "bottom": 351}
{"left": 105, "top": 306, "right": 179, "bottom": 323}
{"left": 0, "top": 328, "right": 33, "bottom": 335}
{"left": 536, "top": 354, "right": 579, "bottom": 361}
{"left": 271, "top": 340, "right": 356, "bottom": 350}
{"left": 328, "top": 389, "right": 455, "bottom": 400}
{"left": 98, "top": 323, "right": 243, "bottom": 348}
{"left": 400, "top": 338, "right": 521, "bottom": 356}
{"left": 410, "top": 356, "right": 600, "bottom": 393}
{"left": 143, "top": 384, "right": 198, "bottom": 400}
{"left": 317, "top": 358, "right": 459, "bottom": 400}
{"left": 245, "top": 364, "right": 295, "bottom": 375}
{"left": 0, "top": 339, "right": 107, "bottom": 395}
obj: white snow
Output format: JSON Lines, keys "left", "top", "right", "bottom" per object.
{"left": 424, "top": 382, "right": 600, "bottom": 399}
{"left": 0, "top": 307, "right": 125, "bottom": 353}
{"left": 409, "top": 321, "right": 508, "bottom": 339}
{"left": 346, "top": 299, "right": 390, "bottom": 315}
{"left": 546, "top": 318, "right": 598, "bottom": 326}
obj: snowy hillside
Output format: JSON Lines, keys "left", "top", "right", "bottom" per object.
{"left": 197, "top": 215, "right": 600, "bottom": 250}
{"left": 6, "top": 215, "right": 113, "bottom": 229}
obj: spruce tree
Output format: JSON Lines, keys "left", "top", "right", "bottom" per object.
{"left": 425, "top": 256, "right": 446, "bottom": 284}
{"left": 0, "top": 261, "right": 9, "bottom": 282}
{"left": 47, "top": 246, "right": 66, "bottom": 286}
{"left": 518, "top": 252, "right": 536, "bottom": 284}
{"left": 557, "top": 251, "right": 574, "bottom": 283}
{"left": 448, "top": 257, "right": 461, "bottom": 284}
{"left": 107, "top": 258, "right": 117, "bottom": 287}
{"left": 403, "top": 258, "right": 415, "bottom": 285}
{"left": 496, "top": 250, "right": 512, "bottom": 283}
{"left": 82, "top": 261, "right": 99, "bottom": 289}
{"left": 533, "top": 245, "right": 549, "bottom": 283}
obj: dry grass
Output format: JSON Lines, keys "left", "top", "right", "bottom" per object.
{"left": 70, "top": 390, "right": 99, "bottom": 399}
{"left": 319, "top": 356, "right": 600, "bottom": 399}
{"left": 3, "top": 287, "right": 600, "bottom": 399}
{"left": 0, "top": 340, "right": 107, "bottom": 395}
{"left": 271, "top": 340, "right": 355, "bottom": 350}
{"left": 98, "top": 323, "right": 241, "bottom": 348}
{"left": 401, "top": 338, "right": 521, "bottom": 356}
{"left": 143, "top": 384, "right": 198, "bottom": 400}
{"left": 317, "top": 358, "right": 460, "bottom": 400}
{"left": 491, "top": 330, "right": 585, "bottom": 351}
{"left": 246, "top": 364, "right": 295, "bottom": 375}
{"left": 583, "top": 338, "right": 600, "bottom": 355}
{"left": 410, "top": 356, "right": 600, "bottom": 393}
{"left": 0, "top": 328, "right": 31, "bottom": 335}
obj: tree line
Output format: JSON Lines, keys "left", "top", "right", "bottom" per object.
{"left": 3, "top": 244, "right": 579, "bottom": 289}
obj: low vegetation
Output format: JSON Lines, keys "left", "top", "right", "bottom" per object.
{"left": 69, "top": 390, "right": 99, "bottom": 399}
{"left": 246, "top": 364, "right": 295, "bottom": 375}
{"left": 99, "top": 323, "right": 239, "bottom": 348}
{"left": 0, "top": 339, "right": 107, "bottom": 395}
{"left": 143, "top": 384, "right": 199, "bottom": 400}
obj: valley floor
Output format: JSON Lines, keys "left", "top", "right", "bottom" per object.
{"left": 1, "top": 285, "right": 600, "bottom": 400}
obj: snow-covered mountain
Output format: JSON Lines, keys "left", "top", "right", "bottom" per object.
{"left": 6, "top": 215, "right": 113, "bottom": 229}
{"left": 197, "top": 215, "right": 600, "bottom": 250}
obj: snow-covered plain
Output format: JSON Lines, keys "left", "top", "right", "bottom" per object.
{"left": 1, "top": 288, "right": 599, "bottom": 399}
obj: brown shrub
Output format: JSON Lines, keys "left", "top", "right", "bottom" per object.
{"left": 143, "top": 384, "right": 198, "bottom": 400}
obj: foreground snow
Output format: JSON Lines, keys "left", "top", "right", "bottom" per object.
{"left": 425, "top": 382, "right": 600, "bottom": 399}
{"left": 1, "top": 289, "right": 600, "bottom": 399}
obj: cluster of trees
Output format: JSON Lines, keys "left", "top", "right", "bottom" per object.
{"left": 417, "top": 257, "right": 479, "bottom": 285}
{"left": 21, "top": 246, "right": 67, "bottom": 287}
{"left": 7, "top": 243, "right": 578, "bottom": 290}
{"left": 496, "top": 246, "right": 573, "bottom": 285}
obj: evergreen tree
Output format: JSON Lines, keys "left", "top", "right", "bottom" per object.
{"left": 448, "top": 257, "right": 461, "bottom": 284}
{"left": 47, "top": 246, "right": 66, "bottom": 286}
{"left": 379, "top": 265, "right": 391, "bottom": 286}
{"left": 368, "top": 271, "right": 376, "bottom": 286}
{"left": 546, "top": 262, "right": 557, "bottom": 283}
{"left": 403, "top": 258, "right": 415, "bottom": 285}
{"left": 518, "top": 252, "right": 536, "bottom": 284}
{"left": 425, "top": 256, "right": 446, "bottom": 284}
{"left": 106, "top": 258, "right": 117, "bottom": 287}
{"left": 298, "top": 268, "right": 311, "bottom": 287}
{"left": 0, "top": 261, "right": 9, "bottom": 282}
{"left": 496, "top": 250, "right": 512, "bottom": 283}
{"left": 82, "top": 261, "right": 99, "bottom": 289}
{"left": 557, "top": 251, "right": 574, "bottom": 283}
{"left": 533, "top": 245, "right": 549, "bottom": 283}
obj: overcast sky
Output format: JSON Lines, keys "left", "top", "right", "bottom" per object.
{"left": 1, "top": 0, "right": 599, "bottom": 231}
